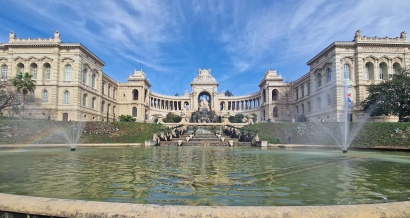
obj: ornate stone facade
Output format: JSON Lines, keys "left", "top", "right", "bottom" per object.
{"left": 1, "top": 30, "right": 409, "bottom": 122}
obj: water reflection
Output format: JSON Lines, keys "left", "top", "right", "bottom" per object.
{"left": 0, "top": 147, "right": 409, "bottom": 206}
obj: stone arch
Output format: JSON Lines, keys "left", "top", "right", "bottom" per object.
{"left": 184, "top": 101, "right": 190, "bottom": 110}
{"left": 132, "top": 107, "right": 137, "bottom": 117}
{"left": 364, "top": 62, "right": 374, "bottom": 80}
{"left": 30, "top": 63, "right": 38, "bottom": 79}
{"left": 132, "top": 89, "right": 139, "bottom": 100}
{"left": 16, "top": 63, "right": 24, "bottom": 74}
{"left": 272, "top": 89, "right": 279, "bottom": 101}
{"left": 43, "top": 63, "right": 51, "bottom": 80}
{"left": 220, "top": 101, "right": 225, "bottom": 110}
{"left": 198, "top": 91, "right": 211, "bottom": 111}
{"left": 379, "top": 62, "right": 388, "bottom": 79}
{"left": 393, "top": 62, "right": 401, "bottom": 74}
{"left": 273, "top": 107, "right": 278, "bottom": 117}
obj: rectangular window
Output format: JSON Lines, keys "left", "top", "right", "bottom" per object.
{"left": 82, "top": 95, "right": 87, "bottom": 107}
{"left": 42, "top": 91, "right": 48, "bottom": 103}
{"left": 64, "top": 92, "right": 70, "bottom": 104}
{"left": 33, "top": 67, "right": 37, "bottom": 79}
{"left": 1, "top": 65, "right": 7, "bottom": 80}
{"left": 296, "top": 88, "right": 299, "bottom": 100}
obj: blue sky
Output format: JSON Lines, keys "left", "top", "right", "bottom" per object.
{"left": 1, "top": 0, "right": 409, "bottom": 95}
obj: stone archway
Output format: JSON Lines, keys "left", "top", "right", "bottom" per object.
{"left": 198, "top": 91, "right": 211, "bottom": 111}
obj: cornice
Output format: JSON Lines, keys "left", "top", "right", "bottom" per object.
{"left": 61, "top": 43, "right": 105, "bottom": 66}
{"left": 293, "top": 72, "right": 311, "bottom": 85}
{"left": 356, "top": 42, "right": 410, "bottom": 47}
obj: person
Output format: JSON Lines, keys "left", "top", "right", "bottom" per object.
{"left": 287, "top": 136, "right": 292, "bottom": 144}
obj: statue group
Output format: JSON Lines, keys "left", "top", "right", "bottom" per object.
{"left": 191, "top": 99, "right": 220, "bottom": 123}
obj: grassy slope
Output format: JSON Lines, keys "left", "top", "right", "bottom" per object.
{"left": 1, "top": 118, "right": 409, "bottom": 146}
{"left": 0, "top": 119, "right": 161, "bottom": 144}
{"left": 245, "top": 122, "right": 410, "bottom": 147}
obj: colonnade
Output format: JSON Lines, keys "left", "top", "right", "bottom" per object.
{"left": 220, "top": 97, "right": 262, "bottom": 111}
{"left": 150, "top": 97, "right": 189, "bottom": 111}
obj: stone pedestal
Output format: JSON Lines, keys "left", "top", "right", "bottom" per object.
{"left": 260, "top": 141, "right": 267, "bottom": 147}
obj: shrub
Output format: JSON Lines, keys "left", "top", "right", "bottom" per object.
{"left": 119, "top": 115, "right": 136, "bottom": 122}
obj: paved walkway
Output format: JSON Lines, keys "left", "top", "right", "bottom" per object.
{"left": 1, "top": 193, "right": 409, "bottom": 218}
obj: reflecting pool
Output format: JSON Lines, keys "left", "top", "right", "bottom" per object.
{"left": 0, "top": 147, "right": 409, "bottom": 206}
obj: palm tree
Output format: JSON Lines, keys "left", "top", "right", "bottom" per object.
{"left": 12, "top": 72, "right": 36, "bottom": 119}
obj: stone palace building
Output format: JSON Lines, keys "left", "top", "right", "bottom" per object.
{"left": 0, "top": 30, "right": 408, "bottom": 122}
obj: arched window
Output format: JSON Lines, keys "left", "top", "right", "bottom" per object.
{"left": 1, "top": 65, "right": 7, "bottom": 80}
{"left": 272, "top": 89, "right": 279, "bottom": 101}
{"left": 307, "top": 82, "right": 311, "bottom": 95}
{"left": 30, "top": 63, "right": 38, "bottom": 79}
{"left": 317, "top": 97, "right": 321, "bottom": 109}
{"left": 63, "top": 91, "right": 70, "bottom": 104}
{"left": 365, "top": 62, "right": 373, "bottom": 80}
{"left": 132, "top": 107, "right": 137, "bottom": 117}
{"left": 17, "top": 63, "right": 24, "bottom": 74}
{"left": 82, "top": 94, "right": 87, "bottom": 107}
{"left": 133, "top": 89, "right": 139, "bottom": 100}
{"left": 343, "top": 64, "right": 350, "bottom": 80}
{"left": 308, "top": 101, "right": 311, "bottom": 112}
{"left": 102, "top": 82, "right": 105, "bottom": 94}
{"left": 327, "top": 68, "right": 331, "bottom": 83}
{"left": 91, "top": 74, "right": 96, "bottom": 88}
{"left": 42, "top": 90, "right": 48, "bottom": 103}
{"left": 108, "top": 86, "right": 111, "bottom": 97}
{"left": 301, "top": 84, "right": 305, "bottom": 97}
{"left": 296, "top": 106, "right": 299, "bottom": 114}
{"left": 113, "top": 88, "right": 116, "bottom": 99}
{"left": 301, "top": 103, "right": 305, "bottom": 114}
{"left": 92, "top": 97, "right": 96, "bottom": 109}
{"left": 273, "top": 107, "right": 278, "bottom": 117}
{"left": 393, "top": 63, "right": 401, "bottom": 74}
{"left": 43, "top": 63, "right": 51, "bottom": 80}
{"left": 379, "top": 62, "right": 388, "bottom": 80}
{"left": 65, "top": 65, "right": 72, "bottom": 81}
{"left": 317, "top": 73, "right": 322, "bottom": 88}
{"left": 101, "top": 101, "right": 105, "bottom": 112}
{"left": 82, "top": 69, "right": 87, "bottom": 84}
{"left": 107, "top": 103, "right": 111, "bottom": 114}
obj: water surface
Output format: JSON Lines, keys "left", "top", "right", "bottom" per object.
{"left": 0, "top": 147, "right": 409, "bottom": 206}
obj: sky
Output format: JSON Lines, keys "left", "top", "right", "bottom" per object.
{"left": 1, "top": 0, "right": 409, "bottom": 96}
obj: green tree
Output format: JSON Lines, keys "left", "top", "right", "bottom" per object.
{"left": 11, "top": 72, "right": 36, "bottom": 119}
{"left": 164, "top": 112, "right": 182, "bottom": 123}
{"left": 361, "top": 68, "right": 410, "bottom": 121}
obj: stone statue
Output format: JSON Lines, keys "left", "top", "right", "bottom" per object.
{"left": 200, "top": 99, "right": 209, "bottom": 110}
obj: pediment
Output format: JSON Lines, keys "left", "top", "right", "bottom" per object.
{"left": 61, "top": 57, "right": 75, "bottom": 63}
